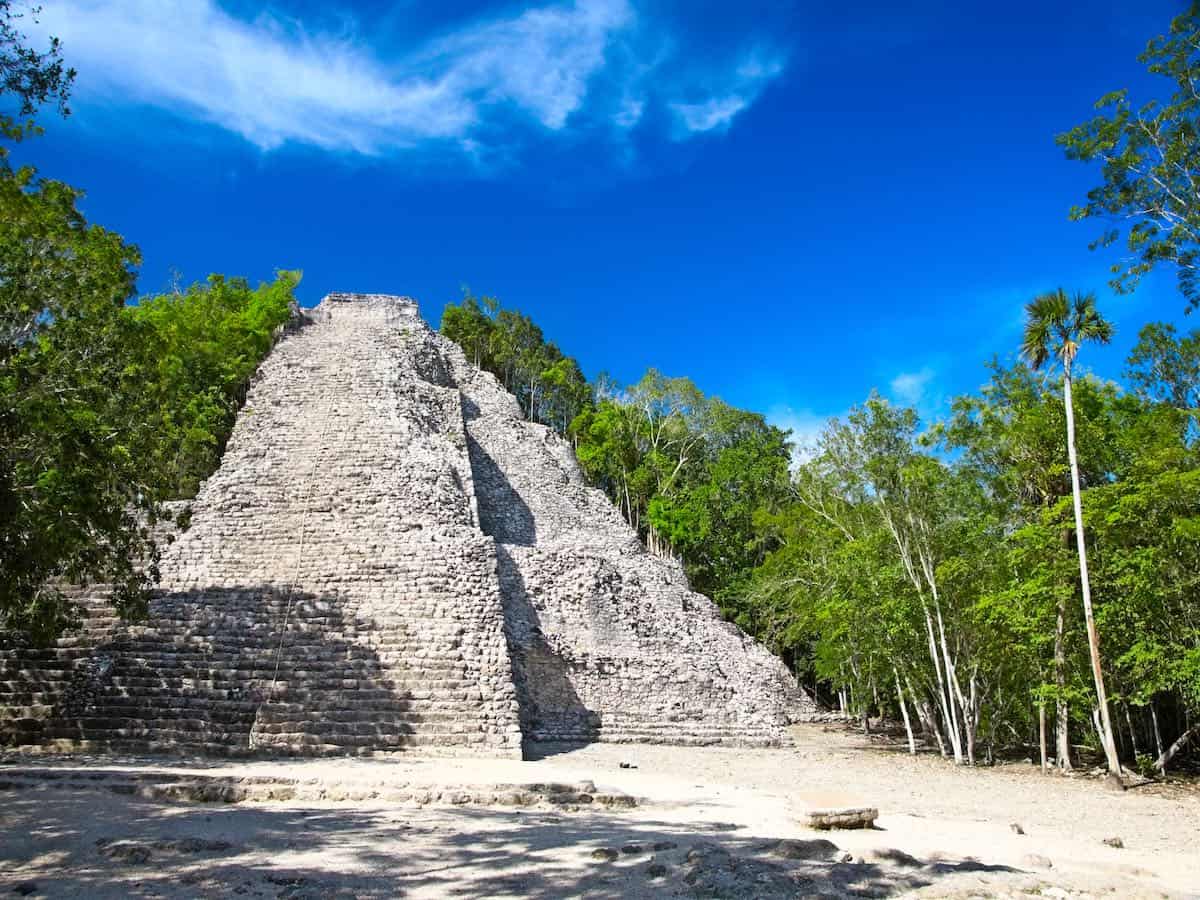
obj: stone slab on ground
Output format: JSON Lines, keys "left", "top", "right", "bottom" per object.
{"left": 0, "top": 756, "right": 635, "bottom": 809}
{"left": 792, "top": 791, "right": 880, "bottom": 829}
{"left": 804, "top": 805, "right": 880, "bottom": 829}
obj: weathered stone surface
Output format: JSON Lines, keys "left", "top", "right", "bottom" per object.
{"left": 0, "top": 294, "right": 812, "bottom": 756}
{"left": 804, "top": 807, "right": 879, "bottom": 830}
{"left": 0, "top": 766, "right": 637, "bottom": 809}
{"left": 453, "top": 326, "right": 814, "bottom": 746}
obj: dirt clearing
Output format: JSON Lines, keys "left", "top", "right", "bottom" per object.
{"left": 0, "top": 725, "right": 1196, "bottom": 898}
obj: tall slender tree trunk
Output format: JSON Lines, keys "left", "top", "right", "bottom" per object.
{"left": 1063, "top": 365, "right": 1122, "bottom": 775}
{"left": 1123, "top": 704, "right": 1140, "bottom": 758}
{"left": 906, "top": 673, "right": 948, "bottom": 758}
{"left": 932, "top": 599, "right": 968, "bottom": 764}
{"left": 1155, "top": 724, "right": 1200, "bottom": 773}
{"left": 1039, "top": 702, "right": 1048, "bottom": 774}
{"left": 1055, "top": 595, "right": 1072, "bottom": 771}
{"left": 1151, "top": 703, "right": 1165, "bottom": 760}
{"left": 923, "top": 607, "right": 963, "bottom": 763}
{"left": 895, "top": 668, "right": 916, "bottom": 755}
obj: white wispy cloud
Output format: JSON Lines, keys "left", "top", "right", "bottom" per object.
{"left": 766, "top": 405, "right": 832, "bottom": 465}
{"left": 31, "top": 0, "right": 787, "bottom": 157}
{"left": 889, "top": 367, "right": 936, "bottom": 406}
{"left": 672, "top": 96, "right": 748, "bottom": 134}
{"left": 669, "top": 50, "right": 785, "bottom": 136}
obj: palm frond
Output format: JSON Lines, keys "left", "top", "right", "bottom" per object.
{"left": 1020, "top": 288, "right": 1112, "bottom": 368}
{"left": 1070, "top": 292, "right": 1114, "bottom": 346}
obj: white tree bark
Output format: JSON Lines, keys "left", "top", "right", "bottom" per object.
{"left": 1063, "top": 365, "right": 1122, "bottom": 775}
{"left": 1154, "top": 724, "right": 1200, "bottom": 773}
{"left": 895, "top": 668, "right": 916, "bottom": 755}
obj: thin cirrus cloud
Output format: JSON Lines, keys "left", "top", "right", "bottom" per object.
{"left": 889, "top": 367, "right": 936, "bottom": 406}
{"left": 766, "top": 405, "right": 833, "bottom": 465}
{"left": 669, "top": 53, "right": 785, "bottom": 136}
{"left": 31, "top": 0, "right": 787, "bottom": 157}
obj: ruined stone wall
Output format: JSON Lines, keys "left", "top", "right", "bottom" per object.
{"left": 441, "top": 332, "right": 815, "bottom": 747}
{"left": 0, "top": 292, "right": 811, "bottom": 756}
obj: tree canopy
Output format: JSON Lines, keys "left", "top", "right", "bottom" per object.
{"left": 1059, "top": 3, "right": 1200, "bottom": 309}
{"left": 0, "top": 1, "right": 74, "bottom": 146}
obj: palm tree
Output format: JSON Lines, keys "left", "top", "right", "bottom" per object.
{"left": 1021, "top": 288, "right": 1121, "bottom": 776}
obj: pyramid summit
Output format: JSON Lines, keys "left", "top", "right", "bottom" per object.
{"left": 0, "top": 293, "right": 813, "bottom": 756}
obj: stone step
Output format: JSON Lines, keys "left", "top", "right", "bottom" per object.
{"left": 249, "top": 730, "right": 495, "bottom": 749}
{"left": 74, "top": 649, "right": 473, "bottom": 664}
{"left": 78, "top": 721, "right": 256, "bottom": 737}
{"left": 0, "top": 704, "right": 55, "bottom": 720}
{"left": 0, "top": 648, "right": 97, "bottom": 662}
{"left": 72, "top": 704, "right": 475, "bottom": 725}
{"left": 75, "top": 675, "right": 478, "bottom": 694}
{"left": 255, "top": 708, "right": 473, "bottom": 723}
{"left": 0, "top": 692, "right": 66, "bottom": 707}
{"left": 39, "top": 722, "right": 494, "bottom": 746}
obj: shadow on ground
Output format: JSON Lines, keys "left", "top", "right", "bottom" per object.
{"left": 0, "top": 787, "right": 1023, "bottom": 899}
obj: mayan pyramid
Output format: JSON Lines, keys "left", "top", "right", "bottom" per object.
{"left": 0, "top": 294, "right": 813, "bottom": 757}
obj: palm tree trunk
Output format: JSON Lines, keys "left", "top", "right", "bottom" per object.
{"left": 1063, "top": 365, "right": 1122, "bottom": 775}
{"left": 1055, "top": 595, "right": 1072, "bottom": 771}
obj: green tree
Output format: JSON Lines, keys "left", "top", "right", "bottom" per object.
{"left": 1021, "top": 288, "right": 1122, "bottom": 774}
{"left": 1081, "top": 432, "right": 1200, "bottom": 771}
{"left": 1125, "top": 322, "right": 1199, "bottom": 420}
{"left": 1058, "top": 4, "right": 1200, "bottom": 308}
{"left": 440, "top": 293, "right": 591, "bottom": 432}
{"left": 936, "top": 362, "right": 1120, "bottom": 770}
{"left": 1, "top": 168, "right": 147, "bottom": 642}
{"left": 440, "top": 291, "right": 498, "bottom": 369}
{"left": 0, "top": 0, "right": 74, "bottom": 147}
{"left": 127, "top": 272, "right": 300, "bottom": 498}
{"left": 646, "top": 406, "right": 790, "bottom": 602}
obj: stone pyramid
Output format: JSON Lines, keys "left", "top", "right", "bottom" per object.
{"left": 0, "top": 294, "right": 813, "bottom": 756}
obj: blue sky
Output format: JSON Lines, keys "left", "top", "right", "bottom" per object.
{"left": 17, "top": 0, "right": 1196, "bottom": 444}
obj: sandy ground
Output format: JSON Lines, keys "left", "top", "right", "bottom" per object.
{"left": 0, "top": 725, "right": 1197, "bottom": 898}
